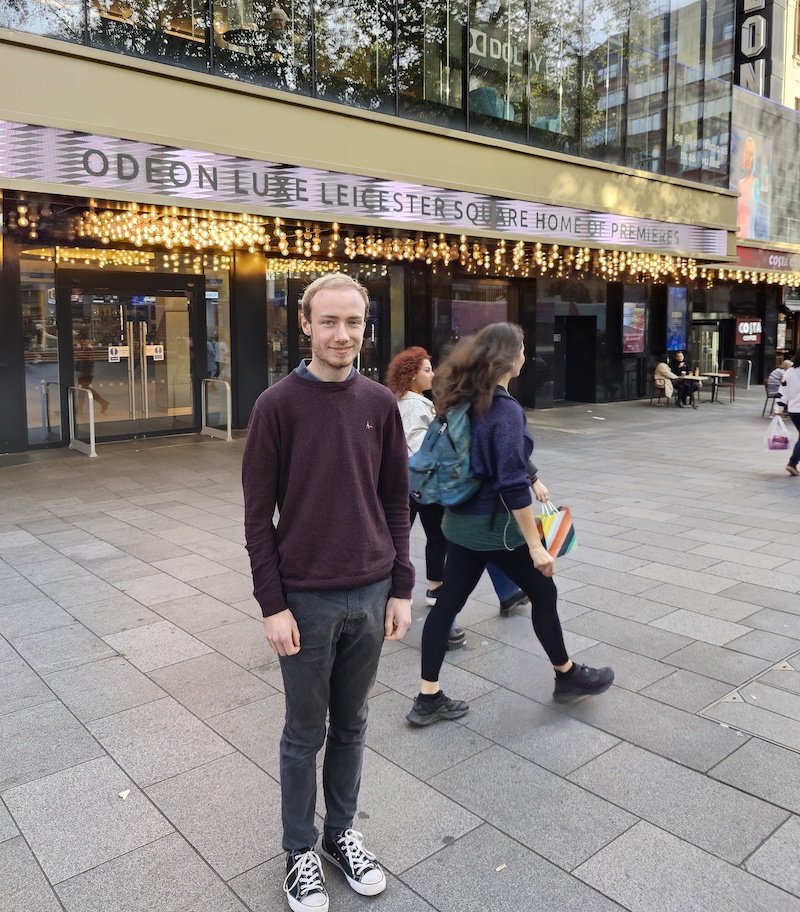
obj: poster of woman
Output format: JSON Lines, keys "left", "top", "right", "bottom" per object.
{"left": 730, "top": 128, "right": 771, "bottom": 240}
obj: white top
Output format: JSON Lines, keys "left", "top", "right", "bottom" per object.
{"left": 779, "top": 366, "right": 800, "bottom": 413}
{"left": 397, "top": 390, "right": 435, "bottom": 456}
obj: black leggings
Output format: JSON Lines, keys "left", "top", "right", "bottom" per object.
{"left": 420, "top": 540, "right": 569, "bottom": 683}
{"left": 409, "top": 499, "right": 446, "bottom": 582}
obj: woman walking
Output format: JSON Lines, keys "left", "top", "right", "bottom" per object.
{"left": 387, "top": 347, "right": 530, "bottom": 651}
{"left": 406, "top": 323, "right": 614, "bottom": 726}
{"left": 779, "top": 350, "right": 800, "bottom": 476}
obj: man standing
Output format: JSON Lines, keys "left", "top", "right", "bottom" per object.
{"left": 242, "top": 273, "right": 413, "bottom": 912}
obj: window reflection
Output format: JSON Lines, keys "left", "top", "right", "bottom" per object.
{"left": 582, "top": 0, "right": 628, "bottom": 162}
{"left": 398, "top": 0, "right": 466, "bottom": 128}
{"left": 0, "top": 0, "right": 84, "bottom": 41}
{"left": 528, "top": 0, "right": 581, "bottom": 151}
{"left": 469, "top": 0, "right": 527, "bottom": 141}
{"left": 314, "top": 0, "right": 395, "bottom": 111}
{"left": 213, "top": 0, "right": 311, "bottom": 92}
{"left": 89, "top": 0, "right": 208, "bottom": 70}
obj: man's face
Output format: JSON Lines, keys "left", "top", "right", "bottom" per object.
{"left": 301, "top": 288, "right": 366, "bottom": 381}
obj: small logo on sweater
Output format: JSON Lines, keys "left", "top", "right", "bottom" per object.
{"left": 366, "top": 422, "right": 373, "bottom": 430}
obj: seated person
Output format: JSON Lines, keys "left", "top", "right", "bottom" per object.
{"left": 654, "top": 357, "right": 693, "bottom": 408}
{"left": 668, "top": 351, "right": 697, "bottom": 407}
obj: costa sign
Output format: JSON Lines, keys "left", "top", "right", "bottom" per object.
{"left": 736, "top": 318, "right": 763, "bottom": 344}
{"left": 735, "top": 0, "right": 773, "bottom": 96}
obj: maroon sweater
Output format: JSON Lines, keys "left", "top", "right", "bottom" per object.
{"left": 242, "top": 370, "right": 414, "bottom": 617}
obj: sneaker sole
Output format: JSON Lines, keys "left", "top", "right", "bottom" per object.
{"left": 446, "top": 637, "right": 465, "bottom": 651}
{"left": 319, "top": 847, "right": 386, "bottom": 896}
{"left": 406, "top": 705, "right": 469, "bottom": 726}
{"left": 552, "top": 678, "right": 614, "bottom": 704}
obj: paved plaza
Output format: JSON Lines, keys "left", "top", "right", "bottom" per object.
{"left": 2, "top": 385, "right": 800, "bottom": 912}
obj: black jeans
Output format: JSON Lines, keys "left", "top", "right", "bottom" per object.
{"left": 789, "top": 413, "right": 800, "bottom": 468}
{"left": 409, "top": 499, "right": 446, "bottom": 582}
{"left": 420, "top": 541, "right": 569, "bottom": 683}
{"left": 279, "top": 577, "right": 391, "bottom": 851}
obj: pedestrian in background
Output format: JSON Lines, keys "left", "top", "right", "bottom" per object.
{"left": 406, "top": 322, "right": 614, "bottom": 727}
{"left": 242, "top": 273, "right": 413, "bottom": 912}
{"left": 386, "top": 346, "right": 530, "bottom": 645}
{"left": 779, "top": 350, "right": 800, "bottom": 476}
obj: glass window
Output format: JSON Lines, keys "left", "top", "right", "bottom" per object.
{"left": 0, "top": 0, "right": 84, "bottom": 42}
{"left": 314, "top": 0, "right": 396, "bottom": 112}
{"left": 581, "top": 0, "right": 627, "bottom": 162}
{"left": 213, "top": 0, "right": 312, "bottom": 93}
{"left": 469, "top": 0, "right": 527, "bottom": 143}
{"left": 528, "top": 0, "right": 581, "bottom": 152}
{"left": 626, "top": 0, "right": 669, "bottom": 172}
{"left": 398, "top": 0, "right": 467, "bottom": 129}
{"left": 88, "top": 0, "right": 209, "bottom": 72}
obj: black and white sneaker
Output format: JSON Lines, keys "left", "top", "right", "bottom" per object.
{"left": 553, "top": 663, "right": 614, "bottom": 704}
{"left": 320, "top": 829, "right": 386, "bottom": 896}
{"left": 284, "top": 849, "right": 328, "bottom": 912}
{"left": 425, "top": 588, "right": 440, "bottom": 606}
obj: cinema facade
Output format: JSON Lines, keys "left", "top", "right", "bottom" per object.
{"left": 1, "top": 3, "right": 797, "bottom": 453}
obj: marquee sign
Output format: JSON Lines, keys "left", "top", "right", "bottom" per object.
{"left": 734, "top": 0, "right": 773, "bottom": 97}
{"left": 0, "top": 120, "right": 728, "bottom": 256}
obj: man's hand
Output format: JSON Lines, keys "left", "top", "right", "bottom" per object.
{"left": 530, "top": 545, "right": 555, "bottom": 577}
{"left": 263, "top": 609, "right": 301, "bottom": 656}
{"left": 531, "top": 478, "right": 550, "bottom": 503}
{"left": 384, "top": 597, "right": 411, "bottom": 641}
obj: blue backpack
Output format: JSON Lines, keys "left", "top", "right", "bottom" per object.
{"left": 408, "top": 401, "right": 480, "bottom": 506}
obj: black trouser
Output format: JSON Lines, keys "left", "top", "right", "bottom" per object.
{"left": 675, "top": 379, "right": 694, "bottom": 404}
{"left": 409, "top": 499, "right": 446, "bottom": 582}
{"left": 420, "top": 541, "right": 569, "bottom": 683}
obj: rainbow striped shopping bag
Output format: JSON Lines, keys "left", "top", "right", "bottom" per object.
{"left": 535, "top": 501, "right": 577, "bottom": 558}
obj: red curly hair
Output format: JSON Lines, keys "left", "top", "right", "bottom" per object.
{"left": 386, "top": 346, "right": 431, "bottom": 399}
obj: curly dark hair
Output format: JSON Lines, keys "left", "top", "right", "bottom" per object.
{"left": 433, "top": 323, "right": 524, "bottom": 418}
{"left": 386, "top": 346, "right": 431, "bottom": 399}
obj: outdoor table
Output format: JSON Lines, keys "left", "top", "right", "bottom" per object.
{"left": 703, "top": 372, "right": 731, "bottom": 403}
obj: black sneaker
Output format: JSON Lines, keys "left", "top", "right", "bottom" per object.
{"left": 553, "top": 663, "right": 614, "bottom": 704}
{"left": 284, "top": 848, "right": 328, "bottom": 912}
{"left": 406, "top": 691, "right": 469, "bottom": 726}
{"left": 447, "top": 625, "right": 466, "bottom": 651}
{"left": 499, "top": 589, "right": 531, "bottom": 617}
{"left": 320, "top": 829, "right": 386, "bottom": 896}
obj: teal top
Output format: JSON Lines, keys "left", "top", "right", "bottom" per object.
{"left": 442, "top": 508, "right": 526, "bottom": 551}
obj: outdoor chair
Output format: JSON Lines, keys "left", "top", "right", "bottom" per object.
{"left": 716, "top": 370, "right": 736, "bottom": 402}
{"left": 649, "top": 379, "right": 674, "bottom": 406}
{"left": 762, "top": 380, "right": 781, "bottom": 416}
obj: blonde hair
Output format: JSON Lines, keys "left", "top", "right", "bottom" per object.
{"left": 301, "top": 273, "right": 369, "bottom": 322}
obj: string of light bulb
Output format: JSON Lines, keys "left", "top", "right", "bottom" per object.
{"left": 69, "top": 205, "right": 800, "bottom": 287}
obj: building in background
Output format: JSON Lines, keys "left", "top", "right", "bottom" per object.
{"left": 1, "top": 0, "right": 799, "bottom": 454}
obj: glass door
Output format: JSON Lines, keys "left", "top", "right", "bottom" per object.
{"left": 57, "top": 272, "right": 204, "bottom": 440}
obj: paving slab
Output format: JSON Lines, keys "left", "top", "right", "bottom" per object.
{"left": 745, "top": 815, "right": 800, "bottom": 897}
{"left": 637, "top": 583, "right": 764, "bottom": 623}
{"left": 0, "top": 802, "right": 18, "bottom": 843}
{"left": 0, "top": 701, "right": 104, "bottom": 792}
{"left": 55, "top": 833, "right": 248, "bottom": 912}
{"left": 461, "top": 687, "right": 619, "bottom": 776}
{"left": 13, "top": 622, "right": 116, "bottom": 674}
{"left": 86, "top": 696, "right": 234, "bottom": 786}
{"left": 564, "top": 611, "right": 693, "bottom": 660}
{"left": 3, "top": 756, "right": 173, "bottom": 883}
{"left": 205, "top": 693, "right": 287, "bottom": 774}
{"left": 560, "top": 586, "right": 675, "bottom": 623}
{"left": 649, "top": 608, "right": 752, "bottom": 646}
{"left": 148, "top": 651, "right": 277, "bottom": 718}
{"left": 663, "top": 640, "right": 772, "bottom": 685}
{"left": 574, "top": 820, "right": 800, "bottom": 912}
{"left": 0, "top": 657, "right": 56, "bottom": 716}
{"left": 639, "top": 669, "right": 733, "bottom": 713}
{"left": 43, "top": 656, "right": 164, "bottom": 722}
{"left": 103, "top": 620, "right": 212, "bottom": 672}
{"left": 63, "top": 593, "right": 161, "bottom": 637}
{"left": 429, "top": 744, "right": 635, "bottom": 870}
{"left": 195, "top": 618, "right": 275, "bottom": 669}
{"left": 149, "top": 592, "right": 249, "bottom": 633}
{"left": 402, "top": 823, "right": 625, "bottom": 912}
{"left": 568, "top": 742, "right": 788, "bottom": 864}
{"left": 0, "top": 837, "right": 63, "bottom": 912}
{"left": 570, "top": 642, "right": 673, "bottom": 692}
